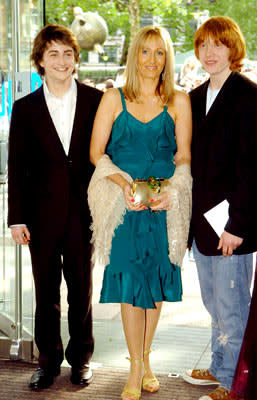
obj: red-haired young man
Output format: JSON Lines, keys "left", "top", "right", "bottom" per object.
{"left": 183, "top": 16, "right": 257, "bottom": 400}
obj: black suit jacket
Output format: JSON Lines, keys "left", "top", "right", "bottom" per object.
{"left": 190, "top": 71, "right": 257, "bottom": 255}
{"left": 8, "top": 80, "right": 102, "bottom": 238}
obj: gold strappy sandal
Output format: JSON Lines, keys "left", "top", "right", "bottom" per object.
{"left": 142, "top": 350, "right": 160, "bottom": 393}
{"left": 121, "top": 387, "right": 141, "bottom": 400}
{"left": 121, "top": 357, "right": 143, "bottom": 400}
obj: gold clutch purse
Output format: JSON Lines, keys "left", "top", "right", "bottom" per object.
{"left": 132, "top": 176, "right": 170, "bottom": 207}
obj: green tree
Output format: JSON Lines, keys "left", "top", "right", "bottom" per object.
{"left": 139, "top": 0, "right": 194, "bottom": 52}
{"left": 187, "top": 0, "right": 257, "bottom": 59}
{"left": 45, "top": 0, "right": 129, "bottom": 36}
{"left": 45, "top": 0, "right": 257, "bottom": 61}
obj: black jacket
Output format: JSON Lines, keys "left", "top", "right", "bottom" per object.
{"left": 190, "top": 71, "right": 257, "bottom": 255}
{"left": 8, "top": 80, "right": 102, "bottom": 237}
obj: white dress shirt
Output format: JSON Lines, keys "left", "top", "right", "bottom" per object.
{"left": 43, "top": 77, "right": 77, "bottom": 155}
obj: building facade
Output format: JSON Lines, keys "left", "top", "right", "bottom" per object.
{"left": 0, "top": 0, "right": 44, "bottom": 361}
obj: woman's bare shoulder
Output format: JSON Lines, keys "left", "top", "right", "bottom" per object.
{"left": 167, "top": 89, "right": 189, "bottom": 113}
{"left": 173, "top": 89, "right": 190, "bottom": 107}
{"left": 102, "top": 87, "right": 122, "bottom": 103}
{"left": 98, "top": 87, "right": 123, "bottom": 121}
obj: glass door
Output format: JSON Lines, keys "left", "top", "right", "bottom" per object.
{"left": 0, "top": 0, "right": 44, "bottom": 361}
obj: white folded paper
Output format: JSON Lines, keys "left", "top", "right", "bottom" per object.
{"left": 204, "top": 199, "right": 229, "bottom": 237}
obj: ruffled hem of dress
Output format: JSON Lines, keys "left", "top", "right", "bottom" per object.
{"left": 99, "top": 263, "right": 182, "bottom": 310}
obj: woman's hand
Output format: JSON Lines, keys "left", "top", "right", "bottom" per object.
{"left": 149, "top": 191, "right": 171, "bottom": 211}
{"left": 122, "top": 182, "right": 146, "bottom": 211}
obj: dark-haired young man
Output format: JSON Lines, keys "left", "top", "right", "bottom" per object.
{"left": 8, "top": 24, "right": 102, "bottom": 390}
{"left": 182, "top": 16, "right": 257, "bottom": 400}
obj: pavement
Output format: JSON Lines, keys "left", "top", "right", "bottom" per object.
{"left": 0, "top": 359, "right": 213, "bottom": 400}
{"left": 61, "top": 252, "right": 212, "bottom": 375}
{"left": 1, "top": 205, "right": 212, "bottom": 376}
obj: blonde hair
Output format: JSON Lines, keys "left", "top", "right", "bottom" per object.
{"left": 194, "top": 16, "right": 245, "bottom": 72}
{"left": 123, "top": 26, "right": 175, "bottom": 105}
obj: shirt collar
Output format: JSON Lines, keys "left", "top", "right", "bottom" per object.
{"left": 43, "top": 76, "right": 77, "bottom": 102}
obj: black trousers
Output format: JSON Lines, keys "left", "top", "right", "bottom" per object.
{"left": 29, "top": 203, "right": 93, "bottom": 372}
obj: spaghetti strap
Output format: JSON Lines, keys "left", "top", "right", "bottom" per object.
{"left": 118, "top": 87, "right": 127, "bottom": 110}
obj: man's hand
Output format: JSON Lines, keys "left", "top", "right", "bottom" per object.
{"left": 217, "top": 231, "right": 243, "bottom": 257}
{"left": 11, "top": 226, "right": 31, "bottom": 245}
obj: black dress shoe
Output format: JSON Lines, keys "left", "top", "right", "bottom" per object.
{"left": 29, "top": 367, "right": 60, "bottom": 390}
{"left": 70, "top": 365, "right": 93, "bottom": 385}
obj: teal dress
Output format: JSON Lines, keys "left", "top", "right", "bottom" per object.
{"left": 100, "top": 89, "right": 182, "bottom": 309}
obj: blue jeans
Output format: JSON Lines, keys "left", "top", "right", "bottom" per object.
{"left": 192, "top": 241, "right": 253, "bottom": 389}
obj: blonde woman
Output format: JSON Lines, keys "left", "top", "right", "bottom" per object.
{"left": 89, "top": 26, "right": 192, "bottom": 400}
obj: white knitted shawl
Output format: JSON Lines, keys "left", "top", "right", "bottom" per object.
{"left": 88, "top": 154, "right": 192, "bottom": 267}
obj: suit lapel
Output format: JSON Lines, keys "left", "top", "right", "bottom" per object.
{"left": 199, "top": 72, "right": 237, "bottom": 129}
{"left": 196, "top": 80, "right": 208, "bottom": 122}
{"left": 68, "top": 81, "right": 91, "bottom": 157}
{"left": 34, "top": 80, "right": 95, "bottom": 159}
{"left": 68, "top": 81, "right": 81, "bottom": 156}
{"left": 34, "top": 87, "right": 68, "bottom": 158}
